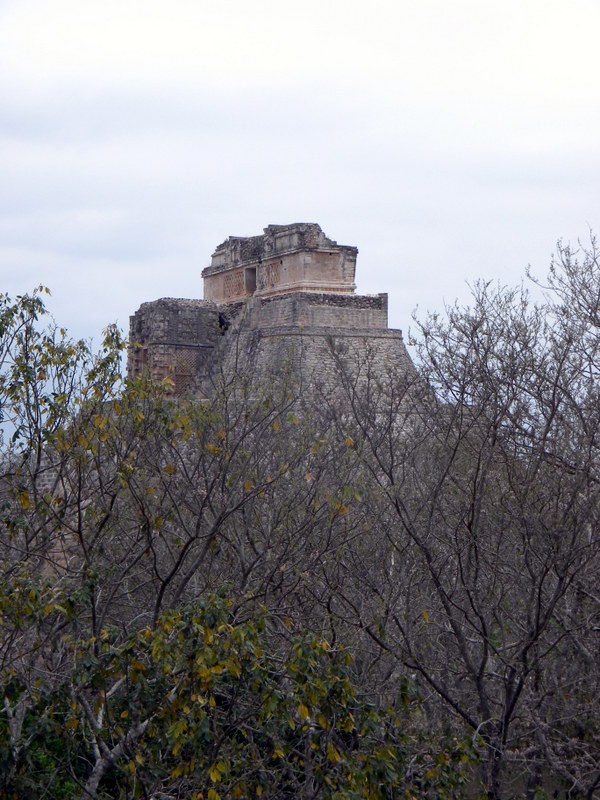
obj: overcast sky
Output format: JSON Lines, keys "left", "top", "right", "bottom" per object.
{"left": 1, "top": 0, "right": 599, "bottom": 344}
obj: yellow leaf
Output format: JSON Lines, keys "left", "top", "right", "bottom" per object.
{"left": 120, "top": 709, "right": 129, "bottom": 718}
{"left": 273, "top": 747, "right": 284, "bottom": 759}
{"left": 18, "top": 490, "right": 30, "bottom": 510}
{"left": 244, "top": 480, "right": 252, "bottom": 491}
{"left": 345, "top": 435, "right": 354, "bottom": 447}
{"left": 341, "top": 713, "right": 355, "bottom": 732}
{"left": 256, "top": 787, "right": 263, "bottom": 797}
{"left": 422, "top": 608, "right": 429, "bottom": 624}
{"left": 273, "top": 420, "right": 279, "bottom": 432}
{"left": 208, "top": 789, "right": 221, "bottom": 800}
{"left": 297, "top": 703, "right": 309, "bottom": 721}
{"left": 227, "top": 659, "right": 241, "bottom": 679}
{"left": 164, "top": 463, "right": 176, "bottom": 475}
{"left": 209, "top": 764, "right": 222, "bottom": 784}
{"left": 338, "top": 504, "right": 348, "bottom": 515}
{"left": 327, "top": 741, "right": 341, "bottom": 763}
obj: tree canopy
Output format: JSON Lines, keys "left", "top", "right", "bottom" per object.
{"left": 2, "top": 235, "right": 600, "bottom": 799}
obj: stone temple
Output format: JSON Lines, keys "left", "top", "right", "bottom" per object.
{"left": 127, "top": 223, "right": 413, "bottom": 395}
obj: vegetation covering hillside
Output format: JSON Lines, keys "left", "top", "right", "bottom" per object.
{"left": 1, "top": 237, "right": 600, "bottom": 799}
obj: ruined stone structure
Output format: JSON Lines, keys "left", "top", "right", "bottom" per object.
{"left": 203, "top": 223, "right": 357, "bottom": 302}
{"left": 128, "top": 224, "right": 413, "bottom": 394}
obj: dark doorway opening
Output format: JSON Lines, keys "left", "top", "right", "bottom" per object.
{"left": 245, "top": 267, "right": 257, "bottom": 294}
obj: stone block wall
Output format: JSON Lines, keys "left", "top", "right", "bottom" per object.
{"left": 128, "top": 298, "right": 223, "bottom": 395}
{"left": 243, "top": 292, "right": 389, "bottom": 330}
{"left": 213, "top": 323, "right": 414, "bottom": 401}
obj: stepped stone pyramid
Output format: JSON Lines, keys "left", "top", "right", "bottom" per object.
{"left": 128, "top": 223, "right": 413, "bottom": 395}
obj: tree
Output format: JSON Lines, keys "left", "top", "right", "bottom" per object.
{"left": 2, "top": 591, "right": 473, "bottom": 799}
{"left": 0, "top": 288, "right": 472, "bottom": 797}
{"left": 321, "top": 237, "right": 600, "bottom": 798}
{"left": 6, "top": 233, "right": 600, "bottom": 799}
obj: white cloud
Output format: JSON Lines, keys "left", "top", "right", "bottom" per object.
{"left": 0, "top": 0, "right": 599, "bottom": 344}
{"left": 2, "top": 0, "right": 599, "bottom": 103}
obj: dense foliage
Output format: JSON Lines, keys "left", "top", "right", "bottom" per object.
{"left": 2, "top": 236, "right": 600, "bottom": 798}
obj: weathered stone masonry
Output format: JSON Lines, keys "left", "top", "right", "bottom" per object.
{"left": 128, "top": 224, "right": 413, "bottom": 394}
